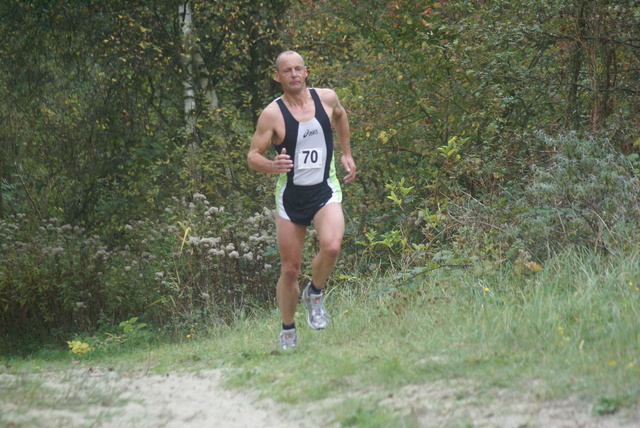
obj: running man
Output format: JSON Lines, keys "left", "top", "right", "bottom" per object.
{"left": 247, "top": 50, "right": 356, "bottom": 349}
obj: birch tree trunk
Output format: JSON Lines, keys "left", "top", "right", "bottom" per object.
{"left": 179, "top": 1, "right": 220, "bottom": 190}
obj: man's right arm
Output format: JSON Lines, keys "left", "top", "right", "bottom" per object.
{"left": 247, "top": 105, "right": 293, "bottom": 174}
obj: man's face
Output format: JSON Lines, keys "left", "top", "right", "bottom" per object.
{"left": 275, "top": 53, "right": 308, "bottom": 92}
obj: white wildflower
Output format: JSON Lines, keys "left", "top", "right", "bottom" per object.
{"left": 94, "top": 249, "right": 109, "bottom": 260}
{"left": 199, "top": 237, "right": 217, "bottom": 247}
{"left": 205, "top": 207, "right": 219, "bottom": 216}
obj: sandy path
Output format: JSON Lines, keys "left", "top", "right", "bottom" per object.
{"left": 101, "top": 369, "right": 314, "bottom": 428}
{"left": 100, "top": 369, "right": 638, "bottom": 428}
{"left": 3, "top": 367, "right": 639, "bottom": 427}
{"left": 2, "top": 368, "right": 327, "bottom": 428}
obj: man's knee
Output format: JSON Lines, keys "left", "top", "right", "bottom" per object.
{"left": 320, "top": 238, "right": 342, "bottom": 259}
{"left": 280, "top": 261, "right": 301, "bottom": 281}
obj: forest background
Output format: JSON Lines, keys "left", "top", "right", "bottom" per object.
{"left": 1, "top": 0, "right": 639, "bottom": 354}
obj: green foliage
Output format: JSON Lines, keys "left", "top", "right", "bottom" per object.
{"left": 0, "top": 215, "right": 110, "bottom": 347}
{"left": 65, "top": 317, "right": 153, "bottom": 357}
{"left": 0, "top": 0, "right": 290, "bottom": 229}
{"left": 286, "top": 0, "right": 640, "bottom": 256}
{"left": 517, "top": 133, "right": 640, "bottom": 258}
{"left": 119, "top": 317, "right": 148, "bottom": 336}
{"left": 594, "top": 395, "right": 632, "bottom": 416}
{"left": 0, "top": 192, "right": 281, "bottom": 352}
{"left": 190, "top": 0, "right": 288, "bottom": 114}
{"left": 140, "top": 192, "right": 279, "bottom": 332}
{"left": 351, "top": 176, "right": 480, "bottom": 293}
{"left": 67, "top": 340, "right": 92, "bottom": 356}
{"left": 0, "top": 0, "right": 186, "bottom": 226}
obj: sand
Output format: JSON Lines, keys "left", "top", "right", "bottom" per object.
{"left": 2, "top": 366, "right": 638, "bottom": 427}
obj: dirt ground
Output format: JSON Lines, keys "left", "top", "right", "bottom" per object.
{"left": 2, "top": 367, "right": 639, "bottom": 427}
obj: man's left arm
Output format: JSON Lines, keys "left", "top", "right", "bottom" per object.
{"left": 329, "top": 91, "right": 356, "bottom": 183}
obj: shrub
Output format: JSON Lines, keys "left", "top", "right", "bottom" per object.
{"left": 139, "top": 193, "right": 279, "bottom": 332}
{"left": 516, "top": 133, "right": 640, "bottom": 258}
{"left": 0, "top": 215, "right": 108, "bottom": 347}
{"left": 0, "top": 193, "right": 280, "bottom": 351}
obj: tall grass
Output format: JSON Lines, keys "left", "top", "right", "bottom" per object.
{"left": 214, "top": 246, "right": 640, "bottom": 425}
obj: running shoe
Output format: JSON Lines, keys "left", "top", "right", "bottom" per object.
{"left": 279, "top": 328, "right": 297, "bottom": 350}
{"left": 301, "top": 283, "right": 328, "bottom": 330}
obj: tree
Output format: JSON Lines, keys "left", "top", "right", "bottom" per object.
{"left": 566, "top": 0, "right": 640, "bottom": 136}
{"left": 179, "top": 1, "right": 219, "bottom": 189}
{"left": 281, "top": 0, "right": 640, "bottom": 267}
{"left": 0, "top": 1, "right": 187, "bottom": 227}
{"left": 182, "top": 0, "right": 290, "bottom": 200}
{"left": 0, "top": 0, "right": 292, "bottom": 228}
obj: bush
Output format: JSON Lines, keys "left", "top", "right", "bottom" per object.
{"left": 435, "top": 132, "right": 640, "bottom": 273}
{"left": 136, "top": 193, "right": 279, "bottom": 332}
{"left": 0, "top": 215, "right": 109, "bottom": 347}
{"left": 516, "top": 133, "right": 640, "bottom": 258}
{"left": 0, "top": 193, "right": 280, "bottom": 351}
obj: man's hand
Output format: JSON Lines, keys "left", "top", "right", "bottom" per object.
{"left": 341, "top": 155, "right": 356, "bottom": 183}
{"left": 273, "top": 148, "right": 293, "bottom": 174}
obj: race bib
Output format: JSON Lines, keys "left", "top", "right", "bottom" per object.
{"left": 296, "top": 148, "right": 324, "bottom": 170}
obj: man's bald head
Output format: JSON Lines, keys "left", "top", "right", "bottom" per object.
{"left": 275, "top": 51, "right": 305, "bottom": 71}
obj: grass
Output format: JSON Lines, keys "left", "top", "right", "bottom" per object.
{"left": 1, "top": 247, "right": 639, "bottom": 427}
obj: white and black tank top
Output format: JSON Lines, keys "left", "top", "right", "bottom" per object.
{"left": 274, "top": 88, "right": 335, "bottom": 187}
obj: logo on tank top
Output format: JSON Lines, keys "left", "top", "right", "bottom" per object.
{"left": 303, "top": 128, "right": 319, "bottom": 138}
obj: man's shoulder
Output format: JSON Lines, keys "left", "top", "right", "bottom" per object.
{"left": 313, "top": 87, "right": 339, "bottom": 104}
{"left": 255, "top": 99, "right": 285, "bottom": 136}
{"left": 313, "top": 87, "right": 337, "bottom": 97}
{"left": 259, "top": 99, "right": 283, "bottom": 119}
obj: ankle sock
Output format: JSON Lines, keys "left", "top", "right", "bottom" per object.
{"left": 282, "top": 322, "right": 295, "bottom": 331}
{"left": 309, "top": 282, "right": 323, "bottom": 294}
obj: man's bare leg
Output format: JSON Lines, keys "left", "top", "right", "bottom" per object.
{"left": 311, "top": 202, "right": 345, "bottom": 289}
{"left": 275, "top": 215, "right": 306, "bottom": 325}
